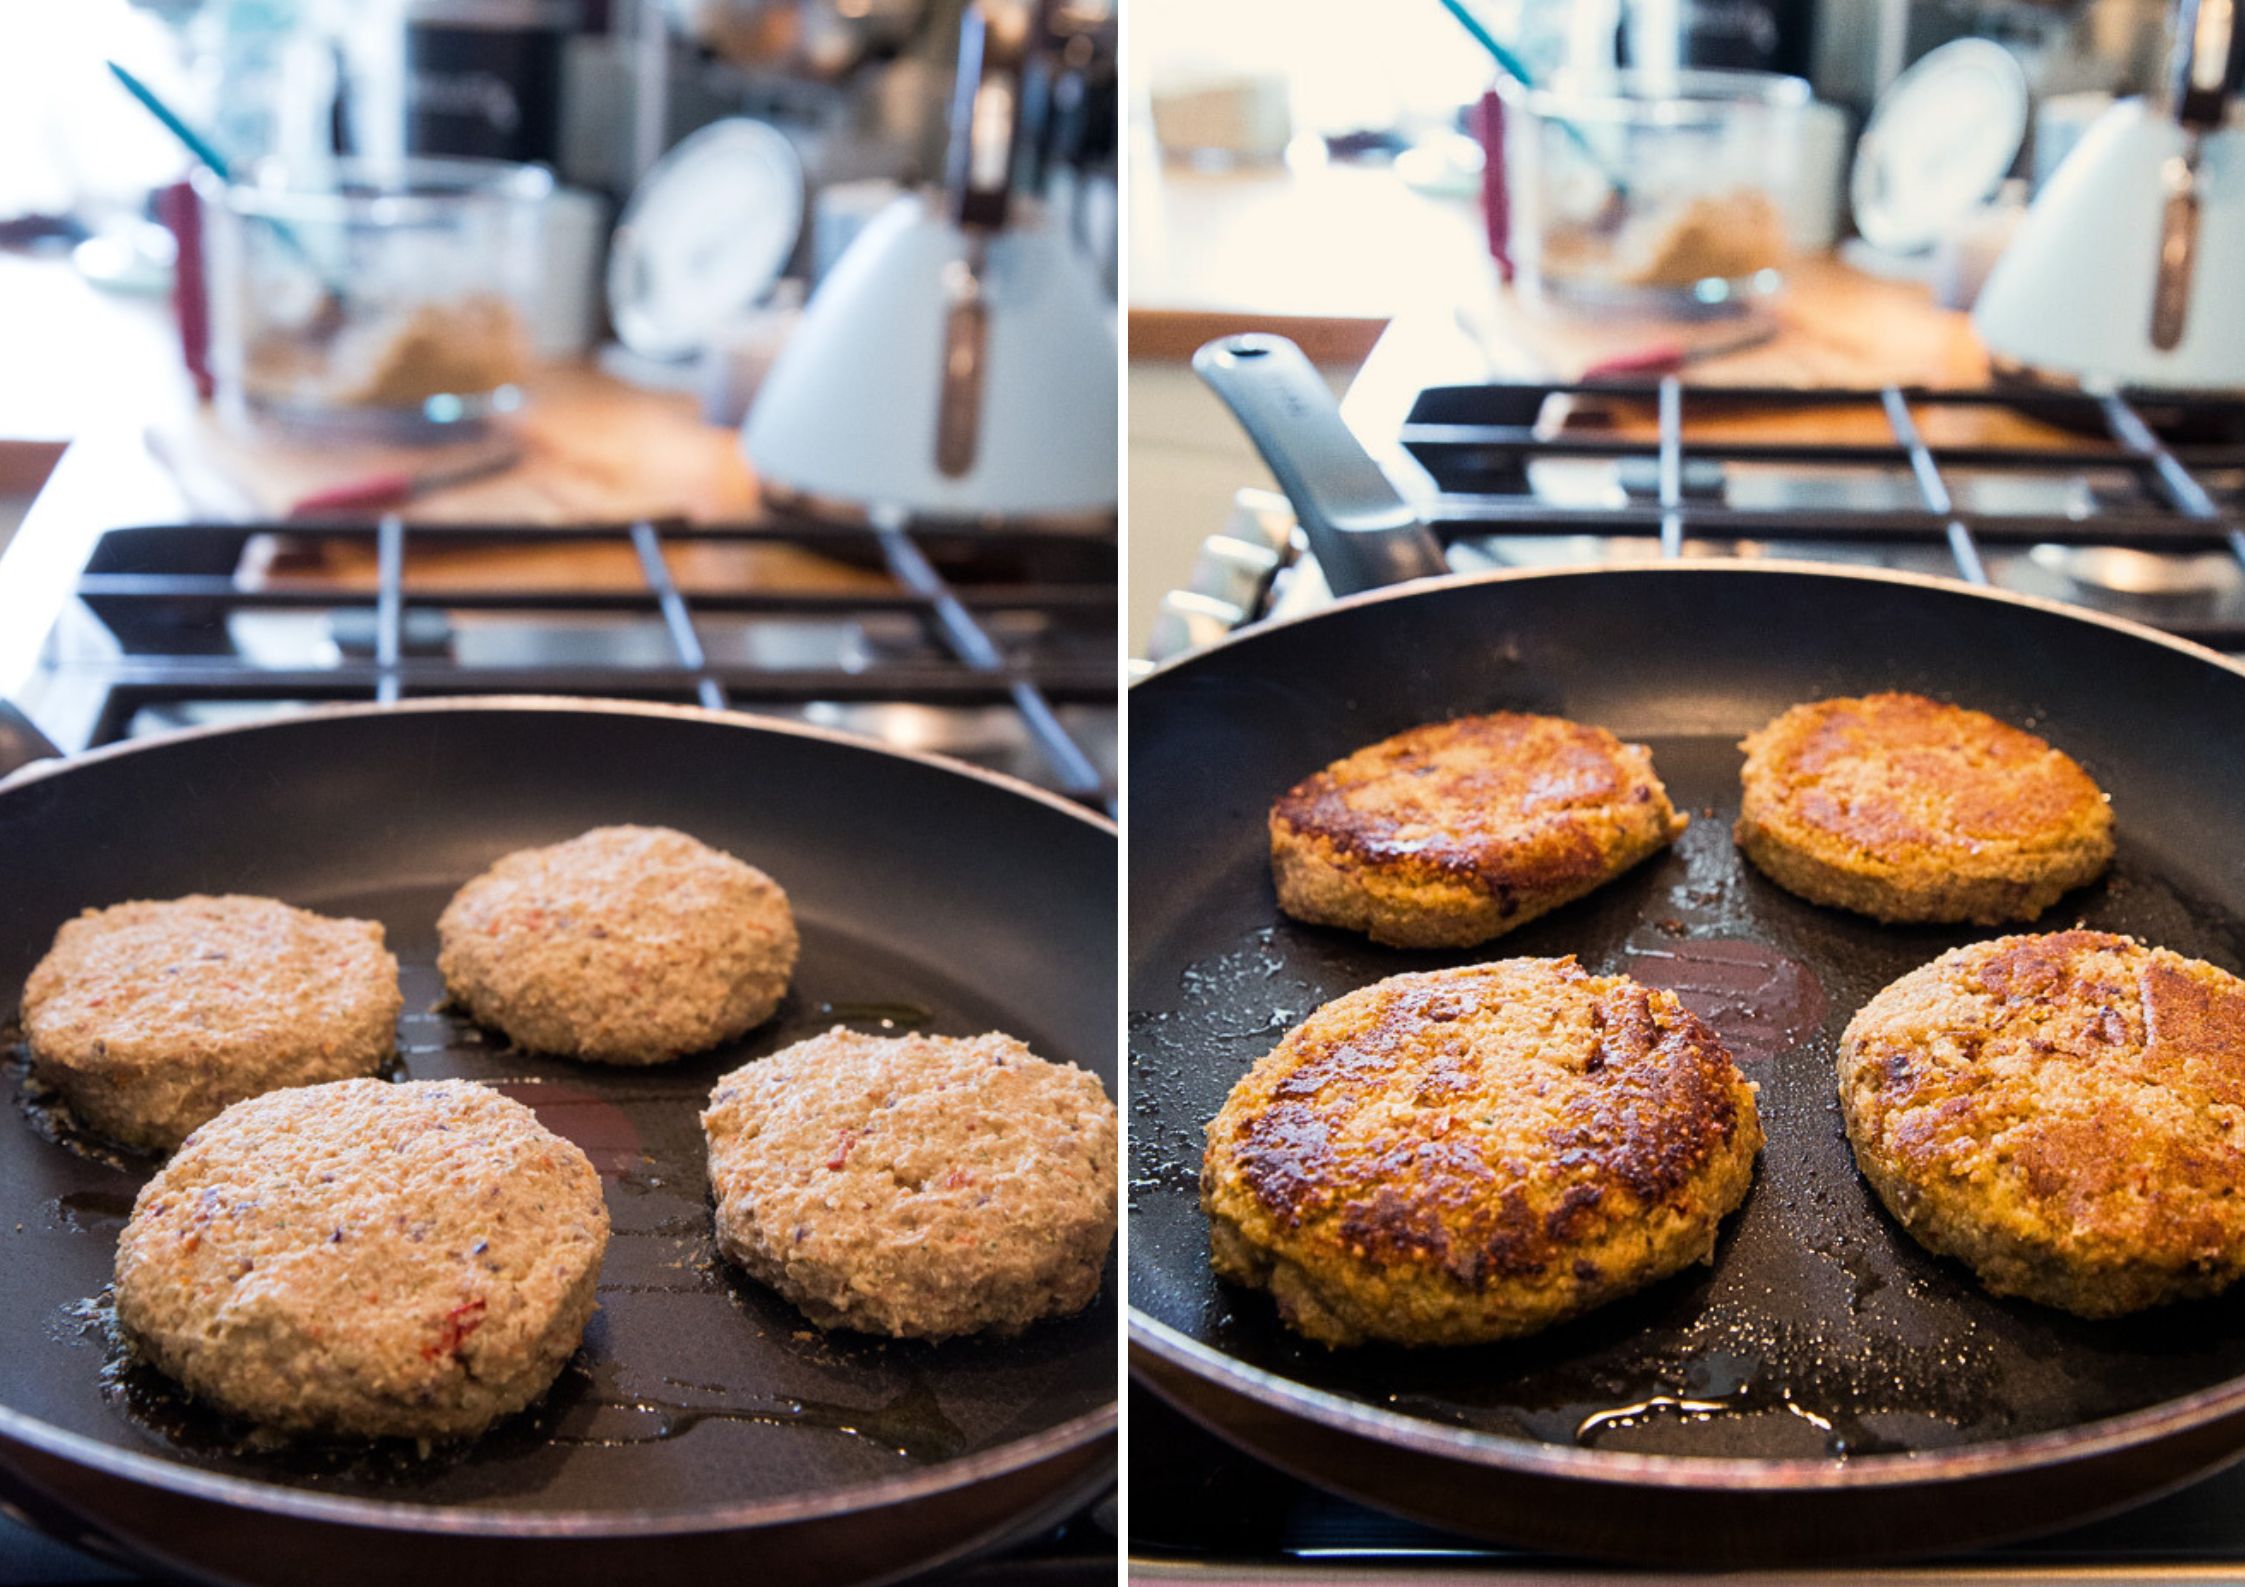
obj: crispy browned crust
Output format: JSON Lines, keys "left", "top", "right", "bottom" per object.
{"left": 1201, "top": 958, "right": 1762, "bottom": 1346}
{"left": 1839, "top": 931, "right": 2245, "bottom": 1316}
{"left": 1268, "top": 714, "right": 1687, "bottom": 949}
{"left": 1735, "top": 693, "right": 2112, "bottom": 925}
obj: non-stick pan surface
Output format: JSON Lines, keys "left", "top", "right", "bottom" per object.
{"left": 1129, "top": 563, "right": 2245, "bottom": 1564}
{"left": 0, "top": 699, "right": 1115, "bottom": 1587}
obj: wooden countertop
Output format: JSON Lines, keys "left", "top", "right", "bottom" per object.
{"left": 1125, "top": 154, "right": 1991, "bottom": 390}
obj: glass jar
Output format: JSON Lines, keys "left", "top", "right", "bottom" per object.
{"left": 199, "top": 156, "right": 550, "bottom": 433}
{"left": 1500, "top": 69, "right": 1806, "bottom": 311}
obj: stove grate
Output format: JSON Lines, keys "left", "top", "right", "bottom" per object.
{"left": 1400, "top": 380, "right": 2245, "bottom": 645}
{"left": 57, "top": 515, "right": 1118, "bottom": 806}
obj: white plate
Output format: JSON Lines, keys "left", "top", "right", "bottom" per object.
{"left": 1852, "top": 38, "right": 2028, "bottom": 254}
{"left": 607, "top": 118, "right": 805, "bottom": 360}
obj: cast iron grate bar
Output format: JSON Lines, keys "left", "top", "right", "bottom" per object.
{"left": 1879, "top": 388, "right": 1987, "bottom": 585}
{"left": 2095, "top": 393, "right": 2245, "bottom": 571}
{"left": 1657, "top": 377, "right": 1683, "bottom": 559}
{"left": 374, "top": 515, "right": 404, "bottom": 704}
{"left": 80, "top": 663, "right": 1112, "bottom": 692}
{"left": 69, "top": 578, "right": 1110, "bottom": 614}
{"left": 629, "top": 521, "right": 728, "bottom": 713}
{"left": 1397, "top": 427, "right": 2245, "bottom": 471}
{"left": 875, "top": 525, "right": 1106, "bottom": 801}
{"left": 1414, "top": 501, "right": 2245, "bottom": 546}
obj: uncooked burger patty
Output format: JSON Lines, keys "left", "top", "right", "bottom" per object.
{"left": 1202, "top": 958, "right": 1762, "bottom": 1347}
{"left": 113, "top": 1078, "right": 609, "bottom": 1439}
{"left": 22, "top": 895, "right": 402, "bottom": 1153}
{"left": 1736, "top": 693, "right": 2112, "bottom": 925}
{"left": 1839, "top": 931, "right": 2245, "bottom": 1317}
{"left": 438, "top": 825, "right": 796, "bottom": 1065}
{"left": 1269, "top": 713, "right": 1688, "bottom": 950}
{"left": 702, "top": 1027, "right": 1117, "bottom": 1338}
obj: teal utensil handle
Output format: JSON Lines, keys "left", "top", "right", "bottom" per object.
{"left": 108, "top": 59, "right": 334, "bottom": 283}
{"left": 1429, "top": 0, "right": 1625, "bottom": 189}
{"left": 107, "top": 62, "right": 235, "bottom": 181}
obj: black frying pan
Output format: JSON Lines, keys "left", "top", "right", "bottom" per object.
{"left": 0, "top": 697, "right": 1116, "bottom": 1587}
{"left": 1127, "top": 337, "right": 2245, "bottom": 1565}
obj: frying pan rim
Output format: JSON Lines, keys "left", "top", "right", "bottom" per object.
{"left": 0, "top": 1405, "right": 1119, "bottom": 1536}
{"left": 0, "top": 694, "right": 1117, "bottom": 838}
{"left": 1126, "top": 557, "right": 2245, "bottom": 1490}
{"left": 0, "top": 693, "right": 1120, "bottom": 1534}
{"left": 1128, "top": 1312, "right": 2234, "bottom": 1492}
{"left": 1125, "top": 556, "right": 2245, "bottom": 697}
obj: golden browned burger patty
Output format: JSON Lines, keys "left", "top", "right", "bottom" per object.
{"left": 1840, "top": 931, "right": 2245, "bottom": 1317}
{"left": 1269, "top": 714, "right": 1687, "bottom": 949}
{"left": 22, "top": 895, "right": 402, "bottom": 1153}
{"left": 1202, "top": 959, "right": 1762, "bottom": 1347}
{"left": 1736, "top": 693, "right": 2112, "bottom": 925}
{"left": 114, "top": 1078, "right": 609, "bottom": 1439}
{"left": 703, "top": 1028, "right": 1117, "bottom": 1338}
{"left": 438, "top": 825, "right": 796, "bottom": 1065}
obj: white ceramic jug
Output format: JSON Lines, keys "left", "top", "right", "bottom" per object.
{"left": 1974, "top": 100, "right": 2245, "bottom": 389}
{"left": 741, "top": 0, "right": 1118, "bottom": 522}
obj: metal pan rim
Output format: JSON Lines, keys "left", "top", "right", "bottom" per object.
{"left": 0, "top": 694, "right": 1117, "bottom": 838}
{"left": 0, "top": 1401, "right": 1117, "bottom": 1535}
{"left": 1124, "top": 557, "right": 2245, "bottom": 696}
{"left": 1127, "top": 1310, "right": 2245, "bottom": 1490}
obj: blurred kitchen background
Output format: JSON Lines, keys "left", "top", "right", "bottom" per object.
{"left": 1129, "top": 0, "right": 2245, "bottom": 661}
{"left": 0, "top": 0, "right": 1120, "bottom": 809}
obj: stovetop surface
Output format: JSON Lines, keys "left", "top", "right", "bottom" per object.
{"left": 0, "top": 1502, "right": 1117, "bottom": 1587}
{"left": 1129, "top": 1387, "right": 2245, "bottom": 1574}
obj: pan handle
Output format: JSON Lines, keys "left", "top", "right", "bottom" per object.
{"left": 0, "top": 702, "right": 61, "bottom": 784}
{"left": 1192, "top": 334, "right": 1449, "bottom": 598}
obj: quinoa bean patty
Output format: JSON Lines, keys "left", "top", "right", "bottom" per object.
{"left": 1203, "top": 958, "right": 1762, "bottom": 1347}
{"left": 1269, "top": 713, "right": 1688, "bottom": 950}
{"left": 114, "top": 1078, "right": 610, "bottom": 1439}
{"left": 438, "top": 825, "right": 797, "bottom": 1065}
{"left": 22, "top": 895, "right": 401, "bottom": 1153}
{"left": 702, "top": 1028, "right": 1117, "bottom": 1339}
{"left": 1736, "top": 693, "right": 2112, "bottom": 925}
{"left": 1840, "top": 931, "right": 2245, "bottom": 1317}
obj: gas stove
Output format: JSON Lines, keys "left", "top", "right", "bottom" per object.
{"left": 0, "top": 498, "right": 1117, "bottom": 1586}
{"left": 1134, "top": 369, "right": 2245, "bottom": 1582}
{"left": 6, "top": 513, "right": 1117, "bottom": 811}
{"left": 1145, "top": 377, "right": 2245, "bottom": 664}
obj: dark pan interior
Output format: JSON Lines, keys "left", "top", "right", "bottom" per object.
{"left": 1129, "top": 566, "right": 2245, "bottom": 1462}
{"left": 0, "top": 703, "right": 1116, "bottom": 1516}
